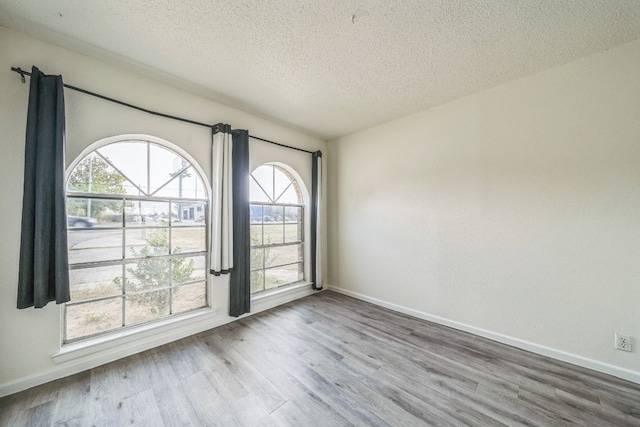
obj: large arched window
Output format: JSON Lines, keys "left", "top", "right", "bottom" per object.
{"left": 64, "top": 137, "right": 208, "bottom": 342}
{"left": 250, "top": 164, "right": 305, "bottom": 293}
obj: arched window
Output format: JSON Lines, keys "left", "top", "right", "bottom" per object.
{"left": 64, "top": 137, "right": 208, "bottom": 342}
{"left": 250, "top": 164, "right": 305, "bottom": 293}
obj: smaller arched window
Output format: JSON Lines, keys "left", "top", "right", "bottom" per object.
{"left": 64, "top": 137, "right": 209, "bottom": 342}
{"left": 250, "top": 164, "right": 305, "bottom": 293}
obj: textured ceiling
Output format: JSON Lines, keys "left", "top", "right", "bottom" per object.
{"left": 1, "top": 1, "right": 640, "bottom": 140}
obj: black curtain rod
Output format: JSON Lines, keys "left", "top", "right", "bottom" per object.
{"left": 249, "top": 135, "right": 315, "bottom": 154}
{"left": 11, "top": 66, "right": 319, "bottom": 156}
{"left": 11, "top": 67, "right": 211, "bottom": 128}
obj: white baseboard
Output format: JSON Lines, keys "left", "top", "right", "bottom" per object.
{"left": 0, "top": 285, "right": 317, "bottom": 398}
{"left": 327, "top": 285, "right": 640, "bottom": 385}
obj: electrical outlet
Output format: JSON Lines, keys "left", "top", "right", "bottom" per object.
{"left": 615, "top": 333, "right": 632, "bottom": 352}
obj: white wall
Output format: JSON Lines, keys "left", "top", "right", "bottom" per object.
{"left": 0, "top": 25, "right": 326, "bottom": 396}
{"left": 328, "top": 39, "right": 640, "bottom": 382}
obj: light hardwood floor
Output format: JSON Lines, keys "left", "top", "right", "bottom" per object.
{"left": 1, "top": 290, "right": 639, "bottom": 426}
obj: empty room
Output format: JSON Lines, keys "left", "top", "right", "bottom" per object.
{"left": 1, "top": 1, "right": 639, "bottom": 425}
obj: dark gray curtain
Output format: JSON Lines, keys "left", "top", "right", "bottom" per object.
{"left": 229, "top": 129, "right": 250, "bottom": 317}
{"left": 311, "top": 151, "right": 322, "bottom": 290}
{"left": 17, "top": 66, "right": 70, "bottom": 309}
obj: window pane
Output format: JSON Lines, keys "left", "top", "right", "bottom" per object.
{"left": 172, "top": 282, "right": 206, "bottom": 314}
{"left": 192, "top": 255, "right": 207, "bottom": 282}
{"left": 97, "top": 142, "right": 148, "bottom": 195}
{"left": 154, "top": 167, "right": 207, "bottom": 200}
{"left": 125, "top": 259, "right": 171, "bottom": 293}
{"left": 251, "top": 270, "right": 265, "bottom": 294}
{"left": 70, "top": 265, "right": 122, "bottom": 302}
{"left": 125, "top": 228, "right": 169, "bottom": 258}
{"left": 66, "top": 154, "right": 92, "bottom": 193}
{"left": 274, "top": 170, "right": 293, "bottom": 202}
{"left": 285, "top": 224, "right": 302, "bottom": 243}
{"left": 284, "top": 206, "right": 302, "bottom": 223}
{"left": 264, "top": 205, "right": 284, "bottom": 223}
{"left": 250, "top": 205, "right": 263, "bottom": 223}
{"left": 68, "top": 229, "right": 123, "bottom": 264}
{"left": 125, "top": 290, "right": 170, "bottom": 325}
{"left": 67, "top": 197, "right": 122, "bottom": 227}
{"left": 278, "top": 186, "right": 301, "bottom": 204}
{"left": 250, "top": 225, "right": 263, "bottom": 246}
{"left": 172, "top": 202, "right": 206, "bottom": 225}
{"left": 176, "top": 168, "right": 207, "bottom": 200}
{"left": 149, "top": 144, "right": 186, "bottom": 195}
{"left": 172, "top": 227, "right": 206, "bottom": 253}
{"left": 263, "top": 224, "right": 284, "bottom": 245}
{"left": 66, "top": 298, "right": 123, "bottom": 340}
{"left": 252, "top": 165, "right": 274, "bottom": 201}
{"left": 264, "top": 264, "right": 302, "bottom": 290}
{"left": 251, "top": 248, "right": 264, "bottom": 270}
{"left": 172, "top": 256, "right": 206, "bottom": 285}
{"left": 67, "top": 153, "right": 132, "bottom": 196}
{"left": 265, "top": 244, "right": 302, "bottom": 268}
{"left": 126, "top": 201, "right": 170, "bottom": 227}
{"left": 250, "top": 178, "right": 270, "bottom": 202}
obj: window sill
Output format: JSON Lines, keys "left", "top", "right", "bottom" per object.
{"left": 251, "top": 282, "right": 312, "bottom": 302}
{"left": 52, "top": 306, "right": 219, "bottom": 364}
{"left": 52, "top": 284, "right": 315, "bottom": 365}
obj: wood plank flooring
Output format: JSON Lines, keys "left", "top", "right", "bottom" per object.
{"left": 1, "top": 290, "right": 640, "bottom": 426}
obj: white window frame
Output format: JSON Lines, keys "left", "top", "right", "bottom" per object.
{"left": 249, "top": 163, "right": 308, "bottom": 294}
{"left": 63, "top": 134, "right": 211, "bottom": 344}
